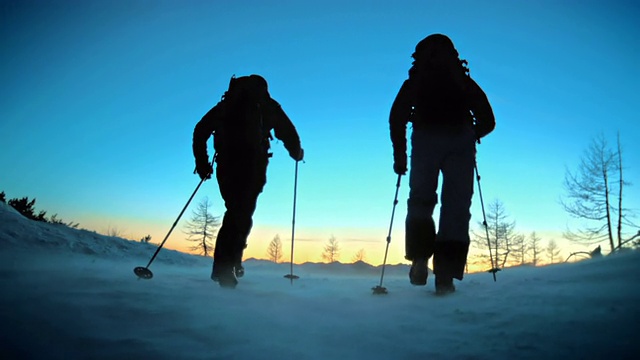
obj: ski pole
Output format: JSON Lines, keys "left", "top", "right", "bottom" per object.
{"left": 284, "top": 160, "right": 300, "bottom": 282}
{"left": 475, "top": 161, "right": 498, "bottom": 281}
{"left": 134, "top": 164, "right": 211, "bottom": 280}
{"left": 373, "top": 174, "right": 402, "bottom": 295}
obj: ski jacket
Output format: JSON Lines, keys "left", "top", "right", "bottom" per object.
{"left": 389, "top": 76, "right": 495, "bottom": 156}
{"left": 193, "top": 97, "right": 301, "bottom": 168}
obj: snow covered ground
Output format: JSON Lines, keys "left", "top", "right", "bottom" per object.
{"left": 1, "top": 201, "right": 638, "bottom": 359}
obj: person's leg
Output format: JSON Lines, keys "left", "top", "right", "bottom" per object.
{"left": 212, "top": 156, "right": 267, "bottom": 287}
{"left": 211, "top": 164, "right": 241, "bottom": 287}
{"left": 228, "top": 188, "right": 260, "bottom": 277}
{"left": 433, "top": 129, "right": 476, "bottom": 292}
{"left": 230, "top": 157, "right": 268, "bottom": 277}
{"left": 406, "top": 128, "right": 442, "bottom": 285}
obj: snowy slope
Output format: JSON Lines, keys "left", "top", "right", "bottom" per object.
{"left": 1, "top": 201, "right": 639, "bottom": 359}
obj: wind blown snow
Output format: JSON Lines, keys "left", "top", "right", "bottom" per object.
{"left": 0, "top": 201, "right": 638, "bottom": 359}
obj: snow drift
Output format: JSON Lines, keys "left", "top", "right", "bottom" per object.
{"left": 1, "top": 201, "right": 638, "bottom": 359}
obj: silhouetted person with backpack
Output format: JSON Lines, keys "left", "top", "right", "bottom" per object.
{"left": 390, "top": 34, "right": 495, "bottom": 294}
{"left": 193, "top": 75, "right": 304, "bottom": 288}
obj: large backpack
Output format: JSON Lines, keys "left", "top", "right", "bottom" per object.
{"left": 408, "top": 35, "right": 474, "bottom": 128}
{"left": 213, "top": 75, "right": 272, "bottom": 155}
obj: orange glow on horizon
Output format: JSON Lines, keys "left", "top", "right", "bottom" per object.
{"left": 101, "top": 220, "right": 579, "bottom": 273}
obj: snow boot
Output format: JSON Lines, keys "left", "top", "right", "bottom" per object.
{"left": 211, "top": 263, "right": 239, "bottom": 289}
{"left": 433, "top": 240, "right": 469, "bottom": 281}
{"left": 405, "top": 216, "right": 436, "bottom": 264}
{"left": 234, "top": 262, "right": 245, "bottom": 278}
{"left": 435, "top": 276, "right": 455, "bottom": 295}
{"left": 409, "top": 258, "right": 428, "bottom": 286}
{"left": 433, "top": 240, "right": 468, "bottom": 295}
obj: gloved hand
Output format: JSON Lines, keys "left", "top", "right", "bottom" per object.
{"left": 473, "top": 126, "right": 482, "bottom": 144}
{"left": 195, "top": 161, "right": 213, "bottom": 180}
{"left": 393, "top": 152, "right": 407, "bottom": 175}
{"left": 289, "top": 147, "right": 304, "bottom": 162}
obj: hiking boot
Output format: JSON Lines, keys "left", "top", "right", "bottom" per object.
{"left": 235, "top": 263, "right": 245, "bottom": 278}
{"left": 409, "top": 258, "right": 428, "bottom": 286}
{"left": 435, "top": 277, "right": 455, "bottom": 295}
{"left": 211, "top": 264, "right": 239, "bottom": 289}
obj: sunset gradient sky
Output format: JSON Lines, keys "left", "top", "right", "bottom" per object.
{"left": 1, "top": 0, "right": 639, "bottom": 267}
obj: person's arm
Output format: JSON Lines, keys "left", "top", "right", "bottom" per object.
{"left": 192, "top": 102, "right": 223, "bottom": 173}
{"left": 389, "top": 80, "right": 412, "bottom": 174}
{"left": 268, "top": 99, "right": 303, "bottom": 160}
{"left": 467, "top": 78, "right": 495, "bottom": 140}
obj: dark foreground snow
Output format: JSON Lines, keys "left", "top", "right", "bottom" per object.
{"left": 1, "top": 202, "right": 638, "bottom": 359}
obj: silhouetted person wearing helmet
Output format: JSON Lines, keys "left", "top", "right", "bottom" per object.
{"left": 193, "top": 75, "right": 304, "bottom": 288}
{"left": 390, "top": 34, "right": 495, "bottom": 294}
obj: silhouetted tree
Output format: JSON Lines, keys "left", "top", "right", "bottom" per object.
{"left": 50, "top": 214, "right": 79, "bottom": 228}
{"left": 183, "top": 197, "right": 220, "bottom": 257}
{"left": 266, "top": 234, "right": 283, "bottom": 263}
{"left": 4, "top": 193, "right": 78, "bottom": 228}
{"left": 322, "top": 236, "right": 340, "bottom": 263}
{"left": 351, "top": 248, "right": 366, "bottom": 263}
{"left": 546, "top": 239, "right": 561, "bottom": 264}
{"left": 528, "top": 232, "right": 543, "bottom": 266}
{"left": 8, "top": 196, "right": 47, "bottom": 222}
{"left": 562, "top": 133, "right": 639, "bottom": 252}
{"left": 510, "top": 234, "right": 527, "bottom": 266}
{"left": 472, "top": 200, "right": 521, "bottom": 270}
{"left": 139, "top": 235, "right": 152, "bottom": 244}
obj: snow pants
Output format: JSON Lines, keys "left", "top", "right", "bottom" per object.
{"left": 406, "top": 126, "right": 476, "bottom": 280}
{"left": 213, "top": 154, "right": 268, "bottom": 269}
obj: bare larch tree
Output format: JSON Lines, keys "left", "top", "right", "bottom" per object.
{"left": 183, "top": 197, "right": 220, "bottom": 257}
{"left": 528, "top": 232, "right": 543, "bottom": 266}
{"left": 546, "top": 239, "right": 561, "bottom": 264}
{"left": 472, "top": 199, "right": 521, "bottom": 270}
{"left": 351, "top": 248, "right": 366, "bottom": 263}
{"left": 266, "top": 234, "right": 283, "bottom": 263}
{"left": 322, "top": 236, "right": 340, "bottom": 263}
{"left": 562, "top": 133, "right": 639, "bottom": 253}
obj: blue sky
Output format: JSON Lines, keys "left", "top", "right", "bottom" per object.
{"left": 1, "top": 0, "right": 639, "bottom": 265}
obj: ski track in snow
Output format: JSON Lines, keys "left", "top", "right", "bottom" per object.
{"left": 1, "top": 202, "right": 639, "bottom": 359}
